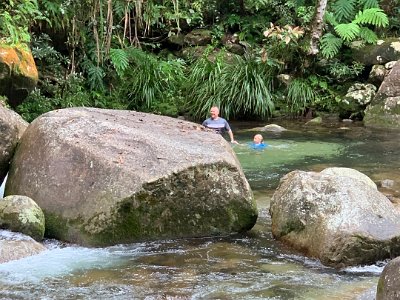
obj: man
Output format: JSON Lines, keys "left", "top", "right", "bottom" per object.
{"left": 202, "top": 106, "right": 238, "bottom": 144}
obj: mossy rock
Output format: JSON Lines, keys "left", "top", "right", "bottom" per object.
{"left": 0, "top": 195, "right": 45, "bottom": 241}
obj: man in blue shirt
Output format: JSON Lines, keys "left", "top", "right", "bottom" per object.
{"left": 202, "top": 106, "right": 238, "bottom": 144}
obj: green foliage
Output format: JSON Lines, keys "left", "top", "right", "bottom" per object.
{"left": 186, "top": 53, "right": 275, "bottom": 120}
{"left": 321, "top": 2, "right": 389, "bottom": 58}
{"left": 17, "top": 74, "right": 126, "bottom": 122}
{"left": 320, "top": 33, "right": 343, "bottom": 59}
{"left": 296, "top": 5, "right": 315, "bottom": 25}
{"left": 0, "top": 0, "right": 46, "bottom": 44}
{"left": 244, "top": 0, "right": 270, "bottom": 11}
{"left": 307, "top": 75, "right": 341, "bottom": 112}
{"left": 31, "top": 33, "right": 69, "bottom": 78}
{"left": 332, "top": 0, "right": 356, "bottom": 22}
{"left": 362, "top": 0, "right": 379, "bottom": 10}
{"left": 358, "top": 27, "right": 378, "bottom": 43}
{"left": 334, "top": 23, "right": 360, "bottom": 42}
{"left": 221, "top": 13, "right": 270, "bottom": 43}
{"left": 110, "top": 49, "right": 130, "bottom": 77}
{"left": 326, "top": 61, "right": 365, "bottom": 81}
{"left": 6, "top": 0, "right": 397, "bottom": 122}
{"left": 81, "top": 60, "right": 106, "bottom": 91}
{"left": 286, "top": 78, "right": 315, "bottom": 115}
{"left": 114, "top": 47, "right": 185, "bottom": 115}
{"left": 16, "top": 75, "right": 88, "bottom": 121}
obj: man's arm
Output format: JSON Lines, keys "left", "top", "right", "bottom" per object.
{"left": 228, "top": 129, "right": 238, "bottom": 144}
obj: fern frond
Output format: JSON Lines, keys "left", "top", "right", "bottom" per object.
{"left": 354, "top": 8, "right": 389, "bottom": 27}
{"left": 333, "top": 0, "right": 356, "bottom": 22}
{"left": 357, "top": 0, "right": 379, "bottom": 9}
{"left": 110, "top": 48, "right": 129, "bottom": 77}
{"left": 358, "top": 27, "right": 378, "bottom": 43}
{"left": 324, "top": 12, "right": 339, "bottom": 27}
{"left": 320, "top": 33, "right": 343, "bottom": 58}
{"left": 87, "top": 65, "right": 105, "bottom": 90}
{"left": 113, "top": 0, "right": 126, "bottom": 19}
{"left": 335, "top": 23, "right": 360, "bottom": 42}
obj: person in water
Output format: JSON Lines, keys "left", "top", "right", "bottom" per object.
{"left": 202, "top": 106, "right": 238, "bottom": 144}
{"left": 249, "top": 134, "right": 267, "bottom": 150}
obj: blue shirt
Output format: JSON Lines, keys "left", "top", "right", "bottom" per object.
{"left": 202, "top": 117, "right": 231, "bottom": 134}
{"left": 249, "top": 142, "right": 267, "bottom": 150}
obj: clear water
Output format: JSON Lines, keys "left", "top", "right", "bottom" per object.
{"left": 1, "top": 120, "right": 399, "bottom": 299}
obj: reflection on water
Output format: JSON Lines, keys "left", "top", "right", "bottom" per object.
{"left": 1, "top": 121, "right": 399, "bottom": 299}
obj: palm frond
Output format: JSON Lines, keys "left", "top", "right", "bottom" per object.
{"left": 110, "top": 48, "right": 129, "bottom": 77}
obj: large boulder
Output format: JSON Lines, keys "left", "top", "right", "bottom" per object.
{"left": 320, "top": 167, "right": 377, "bottom": 189}
{"left": 269, "top": 168, "right": 400, "bottom": 268}
{"left": 338, "top": 83, "right": 377, "bottom": 119}
{"left": 5, "top": 108, "right": 257, "bottom": 246}
{"left": 376, "top": 256, "right": 400, "bottom": 300}
{"left": 184, "top": 29, "right": 212, "bottom": 46}
{"left": 0, "top": 195, "right": 45, "bottom": 241}
{"left": 0, "top": 101, "right": 28, "bottom": 184}
{"left": 351, "top": 38, "right": 400, "bottom": 66}
{"left": 0, "top": 230, "right": 46, "bottom": 264}
{"left": 0, "top": 44, "right": 38, "bottom": 107}
{"left": 364, "top": 60, "right": 400, "bottom": 129}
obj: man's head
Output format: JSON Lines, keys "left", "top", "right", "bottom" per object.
{"left": 210, "top": 106, "right": 220, "bottom": 120}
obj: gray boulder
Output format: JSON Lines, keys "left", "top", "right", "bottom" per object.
{"left": 368, "top": 64, "right": 387, "bottom": 86}
{"left": 0, "top": 101, "right": 28, "bottom": 184}
{"left": 351, "top": 38, "right": 400, "bottom": 66}
{"left": 184, "top": 29, "right": 212, "bottom": 46}
{"left": 376, "top": 256, "right": 400, "bottom": 300}
{"left": 5, "top": 108, "right": 257, "bottom": 246}
{"left": 320, "top": 167, "right": 377, "bottom": 189}
{"left": 261, "top": 124, "right": 287, "bottom": 132}
{"left": 0, "top": 195, "right": 45, "bottom": 241}
{"left": 270, "top": 168, "right": 400, "bottom": 268}
{"left": 0, "top": 230, "right": 46, "bottom": 264}
{"left": 364, "top": 60, "right": 400, "bottom": 129}
{"left": 338, "top": 83, "right": 377, "bottom": 119}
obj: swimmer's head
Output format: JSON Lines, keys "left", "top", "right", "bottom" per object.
{"left": 253, "top": 134, "right": 263, "bottom": 144}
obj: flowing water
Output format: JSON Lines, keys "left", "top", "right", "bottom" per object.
{"left": 1, "top": 120, "right": 400, "bottom": 300}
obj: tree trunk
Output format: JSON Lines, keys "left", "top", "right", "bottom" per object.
{"left": 308, "top": 0, "right": 328, "bottom": 55}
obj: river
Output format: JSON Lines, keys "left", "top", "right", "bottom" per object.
{"left": 0, "top": 120, "right": 399, "bottom": 299}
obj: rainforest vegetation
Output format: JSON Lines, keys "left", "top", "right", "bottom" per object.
{"left": 1, "top": 0, "right": 399, "bottom": 122}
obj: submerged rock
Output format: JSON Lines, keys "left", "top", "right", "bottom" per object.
{"left": 0, "top": 230, "right": 46, "bottom": 263}
{"left": 5, "top": 108, "right": 257, "bottom": 246}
